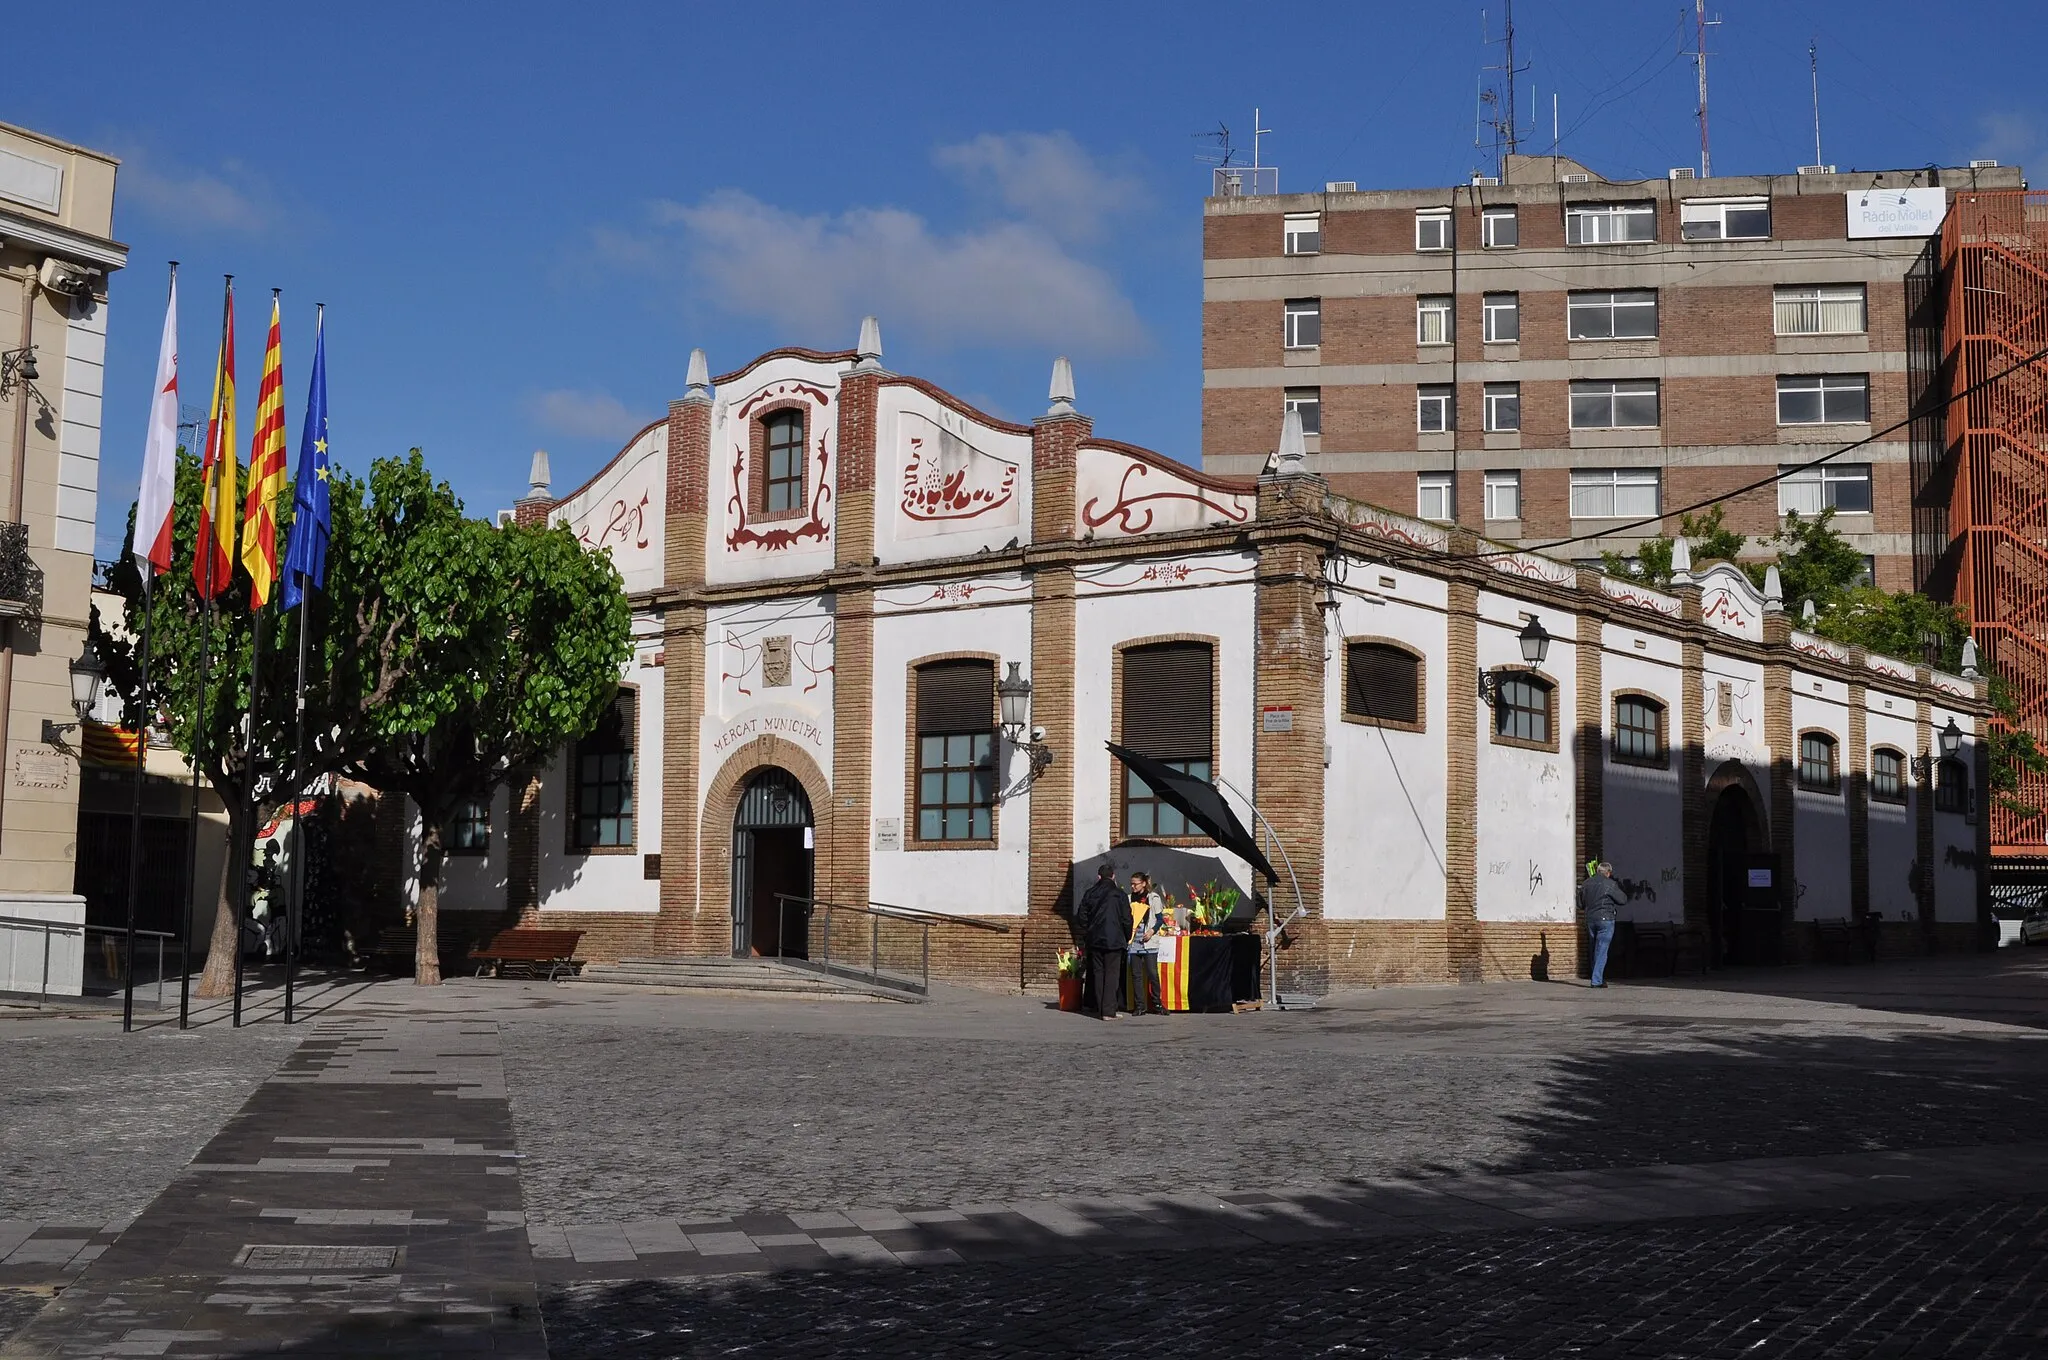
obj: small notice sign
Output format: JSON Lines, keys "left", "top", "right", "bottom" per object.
{"left": 1747, "top": 868, "right": 1773, "bottom": 888}
{"left": 1262, "top": 706, "right": 1295, "bottom": 733}
{"left": 874, "top": 817, "right": 901, "bottom": 853}
{"left": 10, "top": 746, "right": 71, "bottom": 793}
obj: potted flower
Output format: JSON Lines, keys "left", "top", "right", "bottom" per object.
{"left": 1187, "top": 880, "right": 1241, "bottom": 933}
{"left": 1056, "top": 948, "right": 1084, "bottom": 1012}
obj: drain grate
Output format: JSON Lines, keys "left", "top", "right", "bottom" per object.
{"left": 235, "top": 1244, "right": 401, "bottom": 1270}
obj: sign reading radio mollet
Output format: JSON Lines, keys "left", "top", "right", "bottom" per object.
{"left": 1845, "top": 187, "right": 1948, "bottom": 240}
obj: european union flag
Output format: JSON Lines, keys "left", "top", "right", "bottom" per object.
{"left": 280, "top": 308, "right": 330, "bottom": 611}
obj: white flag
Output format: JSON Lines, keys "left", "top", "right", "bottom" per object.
{"left": 134, "top": 271, "right": 178, "bottom": 576}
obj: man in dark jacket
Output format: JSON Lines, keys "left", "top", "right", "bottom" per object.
{"left": 1578, "top": 860, "right": 1627, "bottom": 988}
{"left": 1075, "top": 863, "right": 1133, "bottom": 1020}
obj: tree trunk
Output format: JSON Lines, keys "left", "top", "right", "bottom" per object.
{"left": 194, "top": 800, "right": 246, "bottom": 998}
{"left": 415, "top": 817, "right": 445, "bottom": 985}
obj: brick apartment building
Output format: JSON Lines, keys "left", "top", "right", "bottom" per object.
{"left": 1201, "top": 154, "right": 2027, "bottom": 593}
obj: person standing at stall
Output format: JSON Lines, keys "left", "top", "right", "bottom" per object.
{"left": 1127, "top": 872, "right": 1167, "bottom": 1016}
{"left": 1076, "top": 863, "right": 1133, "bottom": 1019}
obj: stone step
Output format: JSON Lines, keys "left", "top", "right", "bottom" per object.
{"left": 568, "top": 957, "right": 921, "bottom": 1003}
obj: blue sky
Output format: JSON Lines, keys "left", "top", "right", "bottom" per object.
{"left": 16, "top": 1, "right": 2043, "bottom": 557}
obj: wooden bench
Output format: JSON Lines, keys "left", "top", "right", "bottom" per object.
{"left": 360, "top": 925, "right": 484, "bottom": 975}
{"left": 469, "top": 929, "right": 584, "bottom": 981}
{"left": 1811, "top": 917, "right": 1862, "bottom": 965}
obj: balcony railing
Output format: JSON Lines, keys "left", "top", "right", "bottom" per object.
{"left": 0, "top": 521, "right": 41, "bottom": 621}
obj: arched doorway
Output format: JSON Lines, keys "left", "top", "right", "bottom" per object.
{"left": 731, "top": 769, "right": 814, "bottom": 959}
{"left": 1705, "top": 779, "right": 1777, "bottom": 966}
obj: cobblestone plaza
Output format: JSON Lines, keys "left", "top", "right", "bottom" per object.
{"left": 6, "top": 958, "right": 2048, "bottom": 1356}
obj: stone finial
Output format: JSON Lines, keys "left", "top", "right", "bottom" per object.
{"left": 1801, "top": 598, "right": 1817, "bottom": 625}
{"left": 1047, "top": 356, "right": 1076, "bottom": 416}
{"left": 1962, "top": 637, "right": 1980, "bottom": 678}
{"left": 685, "top": 347, "right": 711, "bottom": 398}
{"left": 1763, "top": 564, "right": 1784, "bottom": 611}
{"left": 1274, "top": 408, "right": 1308, "bottom": 477}
{"left": 853, "top": 315, "right": 883, "bottom": 372}
{"left": 1669, "top": 536, "right": 1692, "bottom": 583}
{"left": 528, "top": 449, "right": 551, "bottom": 497}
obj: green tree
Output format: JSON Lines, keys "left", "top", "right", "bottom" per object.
{"left": 320, "top": 452, "right": 632, "bottom": 984}
{"left": 1746, "top": 509, "right": 1870, "bottom": 615}
{"left": 99, "top": 450, "right": 304, "bottom": 999}
{"left": 1600, "top": 506, "right": 1748, "bottom": 586}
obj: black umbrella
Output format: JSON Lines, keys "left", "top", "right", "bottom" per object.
{"left": 1105, "top": 742, "right": 1279, "bottom": 883}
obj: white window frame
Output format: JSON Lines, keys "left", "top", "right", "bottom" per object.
{"left": 1566, "top": 201, "right": 1656, "bottom": 244}
{"left": 1484, "top": 470, "right": 1521, "bottom": 521}
{"left": 1415, "top": 208, "right": 1452, "bottom": 251}
{"left": 1570, "top": 468, "right": 1661, "bottom": 519}
{"left": 1777, "top": 373, "right": 1870, "bottom": 425}
{"left": 1482, "top": 292, "right": 1519, "bottom": 343}
{"left": 1283, "top": 297, "right": 1321, "bottom": 349}
{"left": 1416, "top": 295, "right": 1454, "bottom": 345}
{"left": 1284, "top": 212, "right": 1321, "bottom": 256}
{"left": 1417, "top": 472, "right": 1455, "bottom": 522}
{"left": 1416, "top": 385, "right": 1455, "bottom": 433}
{"left": 1567, "top": 290, "right": 1659, "bottom": 340}
{"left": 1483, "top": 382, "right": 1520, "bottom": 432}
{"left": 1775, "top": 284, "right": 1867, "bottom": 336}
{"left": 1680, "top": 197, "right": 1772, "bottom": 241}
{"left": 1283, "top": 386, "right": 1322, "bottom": 437}
{"left": 1481, "top": 205, "right": 1518, "bottom": 248}
{"left": 1569, "top": 379, "right": 1660, "bottom": 429}
{"left": 1778, "top": 462, "right": 1873, "bottom": 515}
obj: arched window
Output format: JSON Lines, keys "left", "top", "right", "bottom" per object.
{"left": 1935, "top": 758, "right": 1970, "bottom": 815}
{"left": 762, "top": 410, "right": 805, "bottom": 514}
{"left": 1345, "top": 641, "right": 1422, "bottom": 729}
{"left": 1869, "top": 748, "right": 1906, "bottom": 803}
{"left": 1493, "top": 673, "right": 1553, "bottom": 746}
{"left": 1612, "top": 695, "right": 1666, "bottom": 764}
{"left": 1798, "top": 732, "right": 1839, "bottom": 793}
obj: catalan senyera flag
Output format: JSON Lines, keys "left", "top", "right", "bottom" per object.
{"left": 240, "top": 296, "right": 288, "bottom": 607}
{"left": 194, "top": 279, "right": 238, "bottom": 599}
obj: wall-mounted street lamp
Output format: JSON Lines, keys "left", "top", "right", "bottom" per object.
{"left": 1911, "top": 717, "right": 1966, "bottom": 783}
{"left": 994, "top": 661, "right": 1054, "bottom": 803}
{"left": 43, "top": 638, "right": 106, "bottom": 744}
{"left": 0, "top": 346, "right": 44, "bottom": 406}
{"left": 1478, "top": 616, "right": 1550, "bottom": 705}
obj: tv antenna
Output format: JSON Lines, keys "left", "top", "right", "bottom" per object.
{"left": 1199, "top": 110, "right": 1275, "bottom": 196}
{"left": 1808, "top": 39, "right": 1824, "bottom": 168}
{"left": 1477, "top": 2, "right": 1531, "bottom": 179}
{"left": 1193, "top": 121, "right": 1237, "bottom": 167}
{"left": 1685, "top": 0, "right": 1721, "bottom": 177}
{"left": 177, "top": 403, "right": 206, "bottom": 452}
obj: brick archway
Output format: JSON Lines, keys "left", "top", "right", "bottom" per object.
{"left": 699, "top": 736, "right": 835, "bottom": 948}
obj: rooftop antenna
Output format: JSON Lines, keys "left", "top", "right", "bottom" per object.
{"left": 1687, "top": 0, "right": 1721, "bottom": 177}
{"left": 1809, "top": 39, "right": 1824, "bottom": 168}
{"left": 1251, "top": 106, "right": 1273, "bottom": 177}
{"left": 1476, "top": 2, "right": 1530, "bottom": 178}
{"left": 1193, "top": 120, "right": 1237, "bottom": 168}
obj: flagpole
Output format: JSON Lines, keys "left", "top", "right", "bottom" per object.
{"left": 183, "top": 273, "right": 233, "bottom": 1030}
{"left": 232, "top": 607, "right": 265, "bottom": 1027}
{"left": 285, "top": 586, "right": 308, "bottom": 1024}
{"left": 282, "top": 300, "right": 327, "bottom": 1026}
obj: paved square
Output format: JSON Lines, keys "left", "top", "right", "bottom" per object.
{"left": 6, "top": 952, "right": 2048, "bottom": 1355}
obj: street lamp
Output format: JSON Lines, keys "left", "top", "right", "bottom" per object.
{"left": 43, "top": 637, "right": 106, "bottom": 743}
{"left": 1939, "top": 717, "right": 1964, "bottom": 760}
{"left": 1479, "top": 615, "right": 1551, "bottom": 705}
{"left": 1913, "top": 718, "right": 1968, "bottom": 783}
{"left": 993, "top": 661, "right": 1053, "bottom": 803}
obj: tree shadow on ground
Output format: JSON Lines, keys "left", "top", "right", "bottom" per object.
{"left": 1618, "top": 947, "right": 2048, "bottom": 1030}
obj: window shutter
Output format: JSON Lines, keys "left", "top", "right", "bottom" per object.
{"left": 916, "top": 660, "right": 993, "bottom": 735}
{"left": 1121, "top": 643, "right": 1213, "bottom": 759}
{"left": 1347, "top": 644, "right": 1420, "bottom": 724}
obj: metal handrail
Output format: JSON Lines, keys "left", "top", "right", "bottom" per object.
{"left": 768, "top": 894, "right": 1011, "bottom": 998}
{"left": 0, "top": 915, "right": 182, "bottom": 1011}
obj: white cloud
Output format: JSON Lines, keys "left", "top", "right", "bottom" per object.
{"left": 642, "top": 188, "right": 1145, "bottom": 356}
{"left": 526, "top": 387, "right": 645, "bottom": 442}
{"left": 931, "top": 131, "right": 1145, "bottom": 241}
{"left": 1977, "top": 110, "right": 2044, "bottom": 168}
{"left": 120, "top": 152, "right": 279, "bottom": 235}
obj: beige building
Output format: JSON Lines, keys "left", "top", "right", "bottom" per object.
{"left": 0, "top": 121, "right": 125, "bottom": 949}
{"left": 1201, "top": 154, "right": 2028, "bottom": 592}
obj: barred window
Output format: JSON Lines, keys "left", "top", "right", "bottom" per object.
{"left": 1494, "top": 674, "right": 1553, "bottom": 746}
{"left": 572, "top": 691, "right": 636, "bottom": 850}
{"left": 1870, "top": 748, "right": 1905, "bottom": 803}
{"left": 1798, "top": 732, "right": 1839, "bottom": 793}
{"left": 1613, "top": 696, "right": 1665, "bottom": 764}
{"left": 1345, "top": 642, "right": 1421, "bottom": 727}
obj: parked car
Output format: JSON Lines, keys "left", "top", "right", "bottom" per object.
{"left": 2021, "top": 903, "right": 2048, "bottom": 946}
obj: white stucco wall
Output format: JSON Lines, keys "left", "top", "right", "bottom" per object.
{"left": 704, "top": 357, "right": 843, "bottom": 587}
{"left": 1474, "top": 591, "right": 1576, "bottom": 924}
{"left": 868, "top": 587, "right": 1033, "bottom": 915}
{"left": 873, "top": 384, "right": 1032, "bottom": 565}
{"left": 700, "top": 595, "right": 837, "bottom": 802}
{"left": 1790, "top": 685, "right": 1853, "bottom": 921}
{"left": 1702, "top": 652, "right": 1770, "bottom": 823}
{"left": 1600, "top": 630, "right": 1685, "bottom": 923}
{"left": 1323, "top": 563, "right": 1449, "bottom": 921}
{"left": 1865, "top": 703, "right": 1919, "bottom": 921}
{"left": 550, "top": 422, "right": 667, "bottom": 594}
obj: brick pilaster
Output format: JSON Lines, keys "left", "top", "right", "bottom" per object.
{"left": 1445, "top": 575, "right": 1481, "bottom": 983}
{"left": 1573, "top": 571, "right": 1605, "bottom": 872}
{"left": 1254, "top": 476, "right": 1330, "bottom": 995}
{"left": 1847, "top": 672, "right": 1870, "bottom": 921}
{"left": 828, "top": 587, "right": 875, "bottom": 913}
{"left": 1027, "top": 566, "right": 1076, "bottom": 908}
{"left": 657, "top": 603, "right": 711, "bottom": 953}
{"left": 512, "top": 494, "right": 554, "bottom": 529}
{"left": 1032, "top": 414, "right": 1089, "bottom": 542}
{"left": 1914, "top": 679, "right": 1936, "bottom": 941}
{"left": 1763, "top": 623, "right": 1797, "bottom": 954}
{"left": 666, "top": 395, "right": 711, "bottom": 589}
{"left": 1679, "top": 627, "right": 1708, "bottom": 940}
{"left": 836, "top": 370, "right": 879, "bottom": 566}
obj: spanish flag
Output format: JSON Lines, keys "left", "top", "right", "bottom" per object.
{"left": 240, "top": 295, "right": 287, "bottom": 607}
{"left": 194, "top": 278, "right": 238, "bottom": 599}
